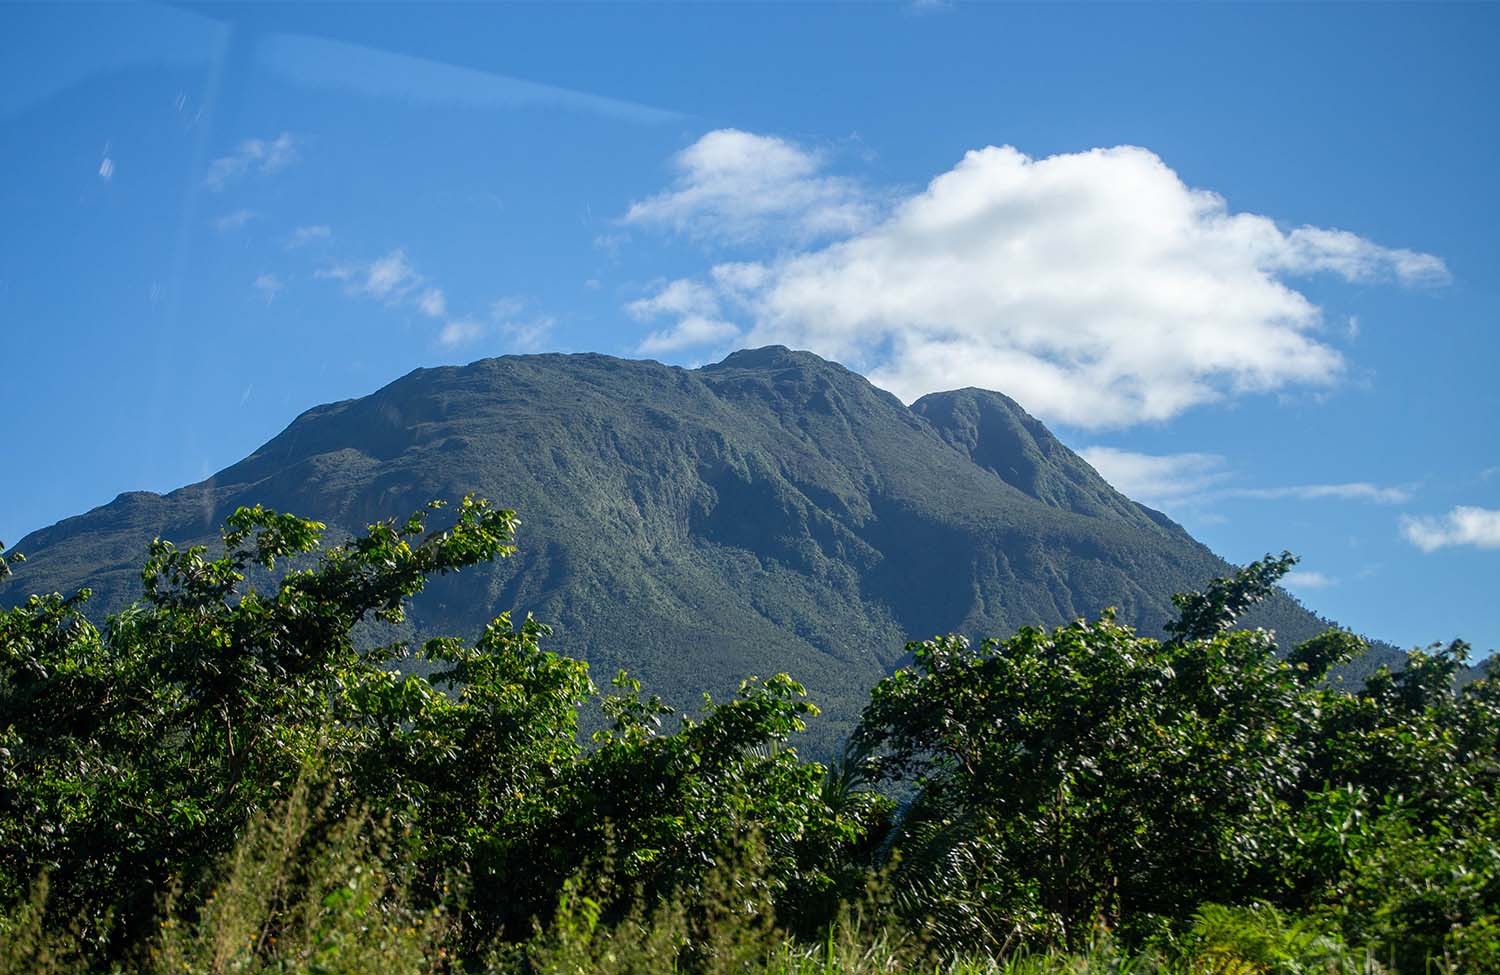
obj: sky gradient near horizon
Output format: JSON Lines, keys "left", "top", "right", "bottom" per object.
{"left": 2, "top": 2, "right": 1497, "bottom": 655}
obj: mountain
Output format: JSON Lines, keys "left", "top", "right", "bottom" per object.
{"left": 1, "top": 347, "right": 1392, "bottom": 750}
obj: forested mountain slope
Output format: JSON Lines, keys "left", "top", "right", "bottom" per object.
{"left": 2, "top": 346, "right": 1392, "bottom": 745}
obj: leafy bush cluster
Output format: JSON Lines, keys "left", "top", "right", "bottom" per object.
{"left": 0, "top": 498, "right": 1496, "bottom": 973}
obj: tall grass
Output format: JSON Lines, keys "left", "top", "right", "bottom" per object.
{"left": 0, "top": 788, "right": 1420, "bottom": 975}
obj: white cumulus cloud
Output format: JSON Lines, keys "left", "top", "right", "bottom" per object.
{"left": 1401, "top": 506, "right": 1500, "bottom": 552}
{"left": 627, "top": 139, "right": 1449, "bottom": 428}
{"left": 624, "top": 129, "right": 874, "bottom": 244}
{"left": 205, "top": 132, "right": 297, "bottom": 190}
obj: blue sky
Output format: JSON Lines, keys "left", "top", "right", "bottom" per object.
{"left": 2, "top": 2, "right": 1496, "bottom": 655}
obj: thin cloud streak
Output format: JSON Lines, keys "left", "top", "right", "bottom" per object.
{"left": 1079, "top": 447, "right": 1413, "bottom": 513}
{"left": 1222, "top": 483, "right": 1412, "bottom": 504}
{"left": 259, "top": 33, "right": 680, "bottom": 124}
{"left": 1077, "top": 447, "right": 1229, "bottom": 508}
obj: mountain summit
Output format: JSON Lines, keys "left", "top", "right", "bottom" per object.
{"left": 2, "top": 347, "right": 1362, "bottom": 746}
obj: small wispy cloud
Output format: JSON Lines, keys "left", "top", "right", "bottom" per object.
{"left": 312, "top": 245, "right": 550, "bottom": 351}
{"left": 1275, "top": 226, "right": 1452, "bottom": 288}
{"left": 418, "top": 288, "right": 447, "bottom": 318}
{"left": 286, "top": 224, "right": 332, "bottom": 249}
{"left": 489, "top": 297, "right": 525, "bottom": 319}
{"left": 638, "top": 316, "right": 739, "bottom": 355}
{"left": 363, "top": 251, "right": 418, "bottom": 299}
{"left": 489, "top": 297, "right": 554, "bottom": 351}
{"left": 254, "top": 273, "right": 283, "bottom": 304}
{"left": 1401, "top": 506, "right": 1500, "bottom": 553}
{"left": 318, "top": 248, "right": 423, "bottom": 303}
{"left": 437, "top": 299, "right": 554, "bottom": 352}
{"left": 215, "top": 208, "right": 258, "bottom": 233}
{"left": 593, "top": 232, "right": 628, "bottom": 258}
{"left": 498, "top": 315, "right": 554, "bottom": 352}
{"left": 205, "top": 132, "right": 297, "bottom": 191}
{"left": 1283, "top": 570, "right": 1337, "bottom": 590}
{"left": 438, "top": 318, "right": 486, "bottom": 348}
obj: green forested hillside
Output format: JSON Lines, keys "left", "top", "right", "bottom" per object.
{"left": 0, "top": 347, "right": 1392, "bottom": 750}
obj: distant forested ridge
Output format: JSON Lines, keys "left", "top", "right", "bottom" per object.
{"left": 0, "top": 346, "right": 1398, "bottom": 750}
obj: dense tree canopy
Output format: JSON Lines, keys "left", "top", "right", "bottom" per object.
{"left": 0, "top": 500, "right": 1496, "bottom": 973}
{"left": 854, "top": 560, "right": 1499, "bottom": 967}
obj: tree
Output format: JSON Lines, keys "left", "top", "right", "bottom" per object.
{"left": 853, "top": 554, "right": 1442, "bottom": 949}
{"left": 854, "top": 552, "right": 1500, "bottom": 957}
{"left": 0, "top": 497, "right": 866, "bottom": 960}
{"left": 0, "top": 497, "right": 538, "bottom": 944}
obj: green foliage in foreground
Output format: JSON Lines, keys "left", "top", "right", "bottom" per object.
{"left": 1, "top": 500, "right": 1497, "bottom": 973}
{"left": 0, "top": 787, "right": 1400, "bottom": 975}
